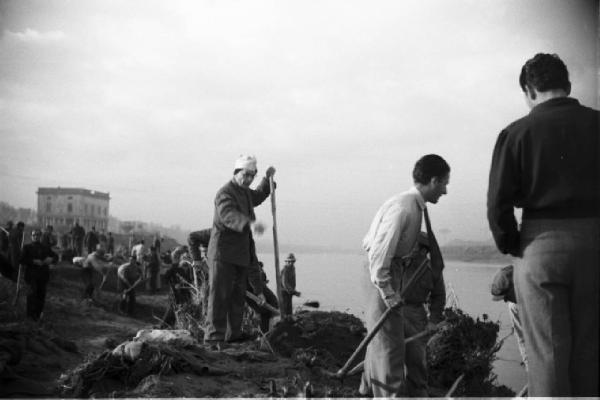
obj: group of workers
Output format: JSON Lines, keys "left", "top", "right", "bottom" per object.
{"left": 0, "top": 52, "right": 596, "bottom": 398}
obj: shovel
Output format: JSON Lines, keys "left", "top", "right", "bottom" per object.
{"left": 330, "top": 257, "right": 430, "bottom": 380}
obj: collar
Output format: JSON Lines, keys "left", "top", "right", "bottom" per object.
{"left": 408, "top": 186, "right": 426, "bottom": 211}
{"left": 530, "top": 97, "right": 579, "bottom": 115}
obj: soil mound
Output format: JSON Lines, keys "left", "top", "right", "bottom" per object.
{"left": 267, "top": 310, "right": 366, "bottom": 365}
{"left": 0, "top": 323, "right": 79, "bottom": 397}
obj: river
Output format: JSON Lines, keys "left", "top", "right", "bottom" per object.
{"left": 258, "top": 252, "right": 527, "bottom": 393}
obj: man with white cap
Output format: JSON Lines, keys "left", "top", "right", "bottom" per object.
{"left": 204, "top": 155, "right": 276, "bottom": 345}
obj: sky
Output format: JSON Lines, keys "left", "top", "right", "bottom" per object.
{"left": 0, "top": 0, "right": 598, "bottom": 249}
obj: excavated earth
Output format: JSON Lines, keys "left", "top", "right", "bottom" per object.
{"left": 0, "top": 262, "right": 366, "bottom": 398}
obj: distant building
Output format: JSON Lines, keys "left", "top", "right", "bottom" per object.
{"left": 37, "top": 187, "right": 110, "bottom": 231}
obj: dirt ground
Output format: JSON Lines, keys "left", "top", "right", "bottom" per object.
{"left": 0, "top": 261, "right": 366, "bottom": 398}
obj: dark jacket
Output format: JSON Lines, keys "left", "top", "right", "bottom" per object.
{"left": 488, "top": 97, "right": 600, "bottom": 255}
{"left": 401, "top": 254, "right": 446, "bottom": 324}
{"left": 20, "top": 242, "right": 58, "bottom": 282}
{"left": 207, "top": 177, "right": 270, "bottom": 267}
{"left": 188, "top": 228, "right": 212, "bottom": 261}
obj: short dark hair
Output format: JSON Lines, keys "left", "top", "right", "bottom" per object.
{"left": 519, "top": 53, "right": 571, "bottom": 94}
{"left": 412, "top": 154, "right": 450, "bottom": 184}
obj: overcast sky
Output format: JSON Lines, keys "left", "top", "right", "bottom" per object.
{"left": 0, "top": 0, "right": 597, "bottom": 249}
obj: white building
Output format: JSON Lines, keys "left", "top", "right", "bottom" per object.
{"left": 37, "top": 187, "right": 110, "bottom": 231}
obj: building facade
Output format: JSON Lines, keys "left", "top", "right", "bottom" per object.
{"left": 37, "top": 187, "right": 110, "bottom": 231}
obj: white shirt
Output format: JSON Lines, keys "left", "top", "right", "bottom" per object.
{"left": 362, "top": 186, "right": 425, "bottom": 298}
{"left": 131, "top": 243, "right": 145, "bottom": 263}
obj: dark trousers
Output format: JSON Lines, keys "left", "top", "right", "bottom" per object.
{"left": 204, "top": 259, "right": 248, "bottom": 342}
{"left": 246, "top": 286, "right": 279, "bottom": 333}
{"left": 0, "top": 253, "right": 16, "bottom": 282}
{"left": 403, "top": 304, "right": 429, "bottom": 397}
{"left": 148, "top": 267, "right": 159, "bottom": 292}
{"left": 73, "top": 239, "right": 83, "bottom": 257}
{"left": 120, "top": 289, "right": 136, "bottom": 315}
{"left": 25, "top": 267, "right": 49, "bottom": 321}
{"left": 281, "top": 291, "right": 293, "bottom": 316}
{"left": 81, "top": 267, "right": 94, "bottom": 299}
{"left": 516, "top": 218, "right": 599, "bottom": 397}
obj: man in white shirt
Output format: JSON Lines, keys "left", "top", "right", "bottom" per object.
{"left": 359, "top": 154, "right": 450, "bottom": 397}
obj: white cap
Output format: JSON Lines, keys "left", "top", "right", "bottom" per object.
{"left": 234, "top": 154, "right": 257, "bottom": 171}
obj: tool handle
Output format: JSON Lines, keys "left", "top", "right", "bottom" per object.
{"left": 336, "top": 257, "right": 430, "bottom": 379}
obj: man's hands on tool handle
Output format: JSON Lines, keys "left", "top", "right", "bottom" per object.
{"left": 251, "top": 166, "right": 276, "bottom": 237}
{"left": 384, "top": 292, "right": 403, "bottom": 308}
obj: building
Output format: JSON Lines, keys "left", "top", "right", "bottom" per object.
{"left": 37, "top": 187, "right": 110, "bottom": 231}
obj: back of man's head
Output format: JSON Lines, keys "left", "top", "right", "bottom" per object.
{"left": 519, "top": 53, "right": 571, "bottom": 95}
{"left": 412, "top": 154, "right": 450, "bottom": 185}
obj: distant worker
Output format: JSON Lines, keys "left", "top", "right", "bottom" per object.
{"left": 487, "top": 53, "right": 599, "bottom": 397}
{"left": 204, "top": 155, "right": 275, "bottom": 345}
{"left": 0, "top": 221, "right": 12, "bottom": 257}
{"left": 98, "top": 229, "right": 107, "bottom": 246}
{"left": 41, "top": 225, "right": 57, "bottom": 250}
{"left": 153, "top": 233, "right": 161, "bottom": 254}
{"left": 360, "top": 154, "right": 450, "bottom": 397}
{"left": 280, "top": 253, "right": 301, "bottom": 317}
{"left": 84, "top": 226, "right": 99, "bottom": 255}
{"left": 70, "top": 221, "right": 85, "bottom": 256}
{"left": 107, "top": 232, "right": 115, "bottom": 254}
{"left": 8, "top": 221, "right": 25, "bottom": 278}
{"left": 0, "top": 221, "right": 14, "bottom": 279}
{"left": 80, "top": 243, "right": 115, "bottom": 300}
{"left": 161, "top": 250, "right": 194, "bottom": 328}
{"left": 491, "top": 265, "right": 527, "bottom": 369}
{"left": 147, "top": 245, "right": 161, "bottom": 293}
{"left": 188, "top": 228, "right": 212, "bottom": 315}
{"left": 117, "top": 255, "right": 143, "bottom": 316}
{"left": 20, "top": 229, "right": 58, "bottom": 321}
{"left": 131, "top": 239, "right": 146, "bottom": 281}
{"left": 246, "top": 261, "right": 279, "bottom": 333}
{"left": 400, "top": 232, "right": 446, "bottom": 396}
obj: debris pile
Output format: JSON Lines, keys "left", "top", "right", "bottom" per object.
{"left": 267, "top": 310, "right": 366, "bottom": 363}
{"left": 427, "top": 308, "right": 515, "bottom": 396}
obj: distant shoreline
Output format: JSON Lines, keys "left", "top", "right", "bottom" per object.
{"left": 257, "top": 244, "right": 515, "bottom": 265}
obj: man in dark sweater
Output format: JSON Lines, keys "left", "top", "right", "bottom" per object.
{"left": 487, "top": 53, "right": 599, "bottom": 397}
{"left": 20, "top": 229, "right": 58, "bottom": 321}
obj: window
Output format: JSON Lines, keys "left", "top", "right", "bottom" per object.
{"left": 46, "top": 202, "right": 51, "bottom": 213}
{"left": 67, "top": 203, "right": 73, "bottom": 213}
{"left": 84, "top": 204, "right": 88, "bottom": 213}
{"left": 104, "top": 207, "right": 107, "bottom": 216}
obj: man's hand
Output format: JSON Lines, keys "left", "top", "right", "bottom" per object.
{"left": 257, "top": 293, "right": 266, "bottom": 306}
{"left": 43, "top": 256, "right": 54, "bottom": 265}
{"left": 294, "top": 290, "right": 302, "bottom": 297}
{"left": 265, "top": 166, "right": 276, "bottom": 179}
{"left": 33, "top": 259, "right": 44, "bottom": 266}
{"left": 251, "top": 221, "right": 266, "bottom": 236}
{"left": 384, "top": 293, "right": 402, "bottom": 309}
